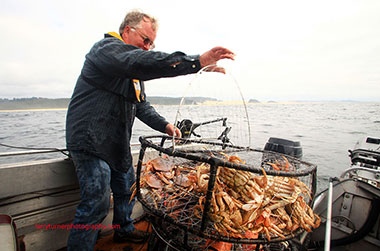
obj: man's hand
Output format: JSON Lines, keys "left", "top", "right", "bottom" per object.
{"left": 199, "top": 47, "right": 235, "bottom": 74}
{"left": 165, "top": 123, "right": 181, "bottom": 138}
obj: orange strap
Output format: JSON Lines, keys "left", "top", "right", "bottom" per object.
{"left": 107, "top": 32, "right": 143, "bottom": 102}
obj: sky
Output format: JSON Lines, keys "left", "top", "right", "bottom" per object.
{"left": 1, "top": 0, "right": 379, "bottom": 102}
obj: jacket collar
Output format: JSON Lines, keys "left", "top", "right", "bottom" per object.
{"left": 105, "top": 32, "right": 125, "bottom": 43}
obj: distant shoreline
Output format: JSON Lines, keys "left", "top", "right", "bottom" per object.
{"left": 0, "top": 108, "right": 68, "bottom": 112}
{"left": 0, "top": 97, "right": 375, "bottom": 111}
{"left": 0, "top": 101, "right": 359, "bottom": 112}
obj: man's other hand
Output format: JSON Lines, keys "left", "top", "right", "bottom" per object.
{"left": 199, "top": 47, "right": 235, "bottom": 74}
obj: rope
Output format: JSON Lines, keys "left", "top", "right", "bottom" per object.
{"left": 0, "top": 142, "right": 69, "bottom": 157}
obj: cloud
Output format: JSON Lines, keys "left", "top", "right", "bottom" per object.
{"left": 1, "top": 0, "right": 379, "bottom": 101}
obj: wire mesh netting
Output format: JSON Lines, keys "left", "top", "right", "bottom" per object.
{"left": 136, "top": 136, "right": 318, "bottom": 250}
{"left": 170, "top": 66, "right": 251, "bottom": 149}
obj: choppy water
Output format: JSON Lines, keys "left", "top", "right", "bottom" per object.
{"left": 1, "top": 102, "right": 379, "bottom": 192}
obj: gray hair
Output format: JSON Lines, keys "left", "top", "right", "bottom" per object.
{"left": 119, "top": 9, "right": 158, "bottom": 35}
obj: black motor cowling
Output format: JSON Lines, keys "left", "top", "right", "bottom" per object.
{"left": 264, "top": 137, "right": 303, "bottom": 159}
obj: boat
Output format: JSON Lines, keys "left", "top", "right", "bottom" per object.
{"left": 307, "top": 136, "right": 380, "bottom": 251}
{"left": 0, "top": 145, "right": 152, "bottom": 251}
{"left": 0, "top": 123, "right": 379, "bottom": 250}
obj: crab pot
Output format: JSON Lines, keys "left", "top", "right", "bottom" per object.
{"left": 136, "top": 135, "right": 318, "bottom": 249}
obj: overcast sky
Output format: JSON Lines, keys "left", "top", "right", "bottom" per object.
{"left": 1, "top": 0, "right": 379, "bottom": 101}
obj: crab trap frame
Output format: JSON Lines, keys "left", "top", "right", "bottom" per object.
{"left": 136, "top": 135, "right": 318, "bottom": 249}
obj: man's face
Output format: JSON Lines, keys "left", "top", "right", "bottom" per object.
{"left": 123, "top": 19, "right": 156, "bottom": 51}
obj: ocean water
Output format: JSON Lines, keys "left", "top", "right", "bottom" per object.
{"left": 0, "top": 102, "right": 379, "bottom": 192}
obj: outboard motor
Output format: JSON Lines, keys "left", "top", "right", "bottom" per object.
{"left": 264, "top": 137, "right": 303, "bottom": 159}
{"left": 349, "top": 136, "right": 380, "bottom": 169}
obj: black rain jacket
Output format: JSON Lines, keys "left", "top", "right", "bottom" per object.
{"left": 66, "top": 33, "right": 201, "bottom": 172}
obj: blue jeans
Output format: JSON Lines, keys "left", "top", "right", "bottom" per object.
{"left": 67, "top": 150, "right": 136, "bottom": 251}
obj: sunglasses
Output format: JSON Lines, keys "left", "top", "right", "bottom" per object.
{"left": 131, "top": 27, "right": 155, "bottom": 50}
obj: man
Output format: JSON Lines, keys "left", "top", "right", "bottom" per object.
{"left": 65, "top": 9, "right": 234, "bottom": 250}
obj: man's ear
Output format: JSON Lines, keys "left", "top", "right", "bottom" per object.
{"left": 121, "top": 26, "right": 130, "bottom": 39}
{"left": 124, "top": 26, "right": 131, "bottom": 34}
